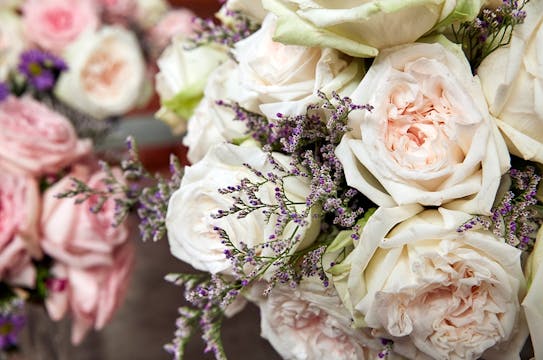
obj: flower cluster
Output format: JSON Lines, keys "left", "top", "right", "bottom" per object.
{"left": 68, "top": 0, "right": 543, "bottom": 359}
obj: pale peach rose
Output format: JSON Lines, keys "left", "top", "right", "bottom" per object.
{"left": 21, "top": 0, "right": 99, "bottom": 54}
{"left": 55, "top": 26, "right": 147, "bottom": 119}
{"left": 45, "top": 241, "right": 134, "bottom": 344}
{"left": 335, "top": 206, "right": 528, "bottom": 360}
{"left": 0, "top": 171, "right": 41, "bottom": 287}
{"left": 336, "top": 40, "right": 509, "bottom": 214}
{"left": 257, "top": 278, "right": 401, "bottom": 360}
{"left": 0, "top": 96, "right": 92, "bottom": 176}
{"left": 147, "top": 9, "right": 197, "bottom": 56}
{"left": 41, "top": 163, "right": 129, "bottom": 268}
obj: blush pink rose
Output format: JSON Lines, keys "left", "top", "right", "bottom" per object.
{"left": 0, "top": 171, "right": 41, "bottom": 287}
{"left": 40, "top": 163, "right": 129, "bottom": 268}
{"left": 147, "top": 9, "right": 197, "bottom": 56}
{"left": 22, "top": 0, "right": 99, "bottom": 54}
{"left": 0, "top": 96, "right": 92, "bottom": 176}
{"left": 45, "top": 241, "right": 134, "bottom": 344}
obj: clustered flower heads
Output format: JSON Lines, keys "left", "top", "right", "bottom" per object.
{"left": 69, "top": 0, "right": 543, "bottom": 359}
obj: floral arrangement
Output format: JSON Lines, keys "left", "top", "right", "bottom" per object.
{"left": 69, "top": 0, "right": 543, "bottom": 359}
{"left": 0, "top": 0, "right": 197, "bottom": 120}
{"left": 0, "top": 0, "right": 198, "bottom": 354}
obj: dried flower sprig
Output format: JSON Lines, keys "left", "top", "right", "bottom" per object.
{"left": 458, "top": 165, "right": 542, "bottom": 252}
{"left": 57, "top": 137, "right": 184, "bottom": 242}
{"left": 451, "top": 0, "right": 529, "bottom": 71}
{"left": 189, "top": 10, "right": 259, "bottom": 49}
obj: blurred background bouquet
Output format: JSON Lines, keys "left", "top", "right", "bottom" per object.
{"left": 0, "top": 0, "right": 197, "bottom": 358}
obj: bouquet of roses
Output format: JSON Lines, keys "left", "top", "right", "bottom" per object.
{"left": 74, "top": 0, "right": 543, "bottom": 359}
{"left": 0, "top": 0, "right": 197, "bottom": 120}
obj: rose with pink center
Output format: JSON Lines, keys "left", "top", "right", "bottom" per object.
{"left": 257, "top": 278, "right": 388, "bottom": 360}
{"left": 22, "top": 0, "right": 99, "bottom": 54}
{"left": 0, "top": 96, "right": 91, "bottom": 176}
{"left": 336, "top": 40, "right": 509, "bottom": 214}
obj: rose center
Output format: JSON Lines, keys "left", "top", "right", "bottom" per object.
{"left": 44, "top": 9, "right": 73, "bottom": 31}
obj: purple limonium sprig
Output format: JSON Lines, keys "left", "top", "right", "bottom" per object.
{"left": 0, "top": 82, "right": 9, "bottom": 102}
{"left": 452, "top": 0, "right": 529, "bottom": 71}
{"left": 18, "top": 49, "right": 68, "bottom": 91}
{"left": 458, "top": 166, "right": 542, "bottom": 252}
{"left": 0, "top": 299, "right": 25, "bottom": 351}
{"left": 189, "top": 10, "right": 259, "bottom": 49}
{"left": 378, "top": 339, "right": 394, "bottom": 359}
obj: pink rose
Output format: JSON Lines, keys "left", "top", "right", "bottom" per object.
{"left": 0, "top": 96, "right": 92, "bottom": 176}
{"left": 0, "top": 171, "right": 41, "bottom": 287}
{"left": 45, "top": 241, "right": 134, "bottom": 344}
{"left": 147, "top": 9, "right": 197, "bottom": 56}
{"left": 22, "top": 0, "right": 99, "bottom": 54}
{"left": 40, "top": 163, "right": 129, "bottom": 268}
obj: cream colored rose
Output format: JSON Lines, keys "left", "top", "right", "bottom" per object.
{"left": 155, "top": 37, "right": 228, "bottom": 134}
{"left": 257, "top": 278, "right": 397, "bottom": 360}
{"left": 262, "top": 0, "right": 485, "bottom": 57}
{"left": 522, "top": 226, "right": 543, "bottom": 360}
{"left": 334, "top": 205, "right": 528, "bottom": 360}
{"left": 0, "top": 10, "right": 25, "bottom": 81}
{"left": 55, "top": 26, "right": 147, "bottom": 119}
{"left": 166, "top": 143, "right": 319, "bottom": 275}
{"left": 134, "top": 0, "right": 169, "bottom": 29}
{"left": 233, "top": 13, "right": 365, "bottom": 119}
{"left": 336, "top": 40, "right": 509, "bottom": 214}
{"left": 182, "top": 60, "right": 248, "bottom": 164}
{"left": 478, "top": 0, "right": 543, "bottom": 164}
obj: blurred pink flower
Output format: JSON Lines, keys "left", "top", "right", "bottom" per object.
{"left": 147, "top": 8, "right": 197, "bottom": 57}
{"left": 0, "top": 96, "right": 91, "bottom": 176}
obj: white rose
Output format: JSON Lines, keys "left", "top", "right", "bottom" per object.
{"left": 224, "top": 0, "right": 267, "bottom": 22}
{"left": 155, "top": 37, "right": 228, "bottom": 134}
{"left": 522, "top": 226, "right": 543, "bottom": 360}
{"left": 478, "top": 0, "right": 543, "bottom": 164}
{"left": 134, "top": 0, "right": 169, "bottom": 28}
{"left": 233, "top": 13, "right": 365, "bottom": 119}
{"left": 262, "top": 0, "right": 485, "bottom": 57}
{"left": 336, "top": 40, "right": 509, "bottom": 214}
{"left": 257, "top": 278, "right": 398, "bottom": 360}
{"left": 55, "top": 26, "right": 147, "bottom": 119}
{"left": 335, "top": 205, "right": 528, "bottom": 360}
{"left": 182, "top": 60, "right": 248, "bottom": 164}
{"left": 166, "top": 143, "right": 319, "bottom": 275}
{"left": 0, "top": 10, "right": 25, "bottom": 81}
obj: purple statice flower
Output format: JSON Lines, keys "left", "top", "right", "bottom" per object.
{"left": 0, "top": 82, "right": 9, "bottom": 102}
{"left": 18, "top": 49, "right": 68, "bottom": 91}
{"left": 0, "top": 301, "right": 25, "bottom": 350}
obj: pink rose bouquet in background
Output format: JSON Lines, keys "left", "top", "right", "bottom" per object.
{"left": 68, "top": 0, "right": 543, "bottom": 359}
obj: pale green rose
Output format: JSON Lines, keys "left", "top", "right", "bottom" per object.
{"left": 335, "top": 205, "right": 528, "bottom": 360}
{"left": 261, "top": 0, "right": 485, "bottom": 57}
{"left": 522, "top": 227, "right": 543, "bottom": 360}
{"left": 154, "top": 37, "right": 228, "bottom": 134}
{"left": 478, "top": 0, "right": 543, "bottom": 164}
{"left": 0, "top": 10, "right": 25, "bottom": 81}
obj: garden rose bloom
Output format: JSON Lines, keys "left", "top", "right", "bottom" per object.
{"left": 262, "top": 0, "right": 485, "bottom": 57}
{"left": 155, "top": 38, "right": 228, "bottom": 133}
{"left": 41, "top": 163, "right": 129, "bottom": 268}
{"left": 522, "top": 226, "right": 543, "bottom": 360}
{"left": 335, "top": 206, "right": 528, "bottom": 360}
{"left": 258, "top": 278, "right": 392, "bottom": 360}
{"left": 166, "top": 143, "right": 319, "bottom": 275}
{"left": 45, "top": 241, "right": 134, "bottom": 344}
{"left": 0, "top": 171, "right": 40, "bottom": 287}
{"left": 233, "top": 14, "right": 365, "bottom": 119}
{"left": 478, "top": 0, "right": 543, "bottom": 164}
{"left": 55, "top": 26, "right": 147, "bottom": 119}
{"left": 182, "top": 60, "right": 248, "bottom": 164}
{"left": 0, "top": 10, "right": 25, "bottom": 81}
{"left": 134, "top": 0, "right": 169, "bottom": 29}
{"left": 21, "top": 0, "right": 99, "bottom": 54}
{"left": 148, "top": 9, "right": 197, "bottom": 55}
{"left": 0, "top": 96, "right": 91, "bottom": 176}
{"left": 336, "top": 40, "right": 509, "bottom": 214}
